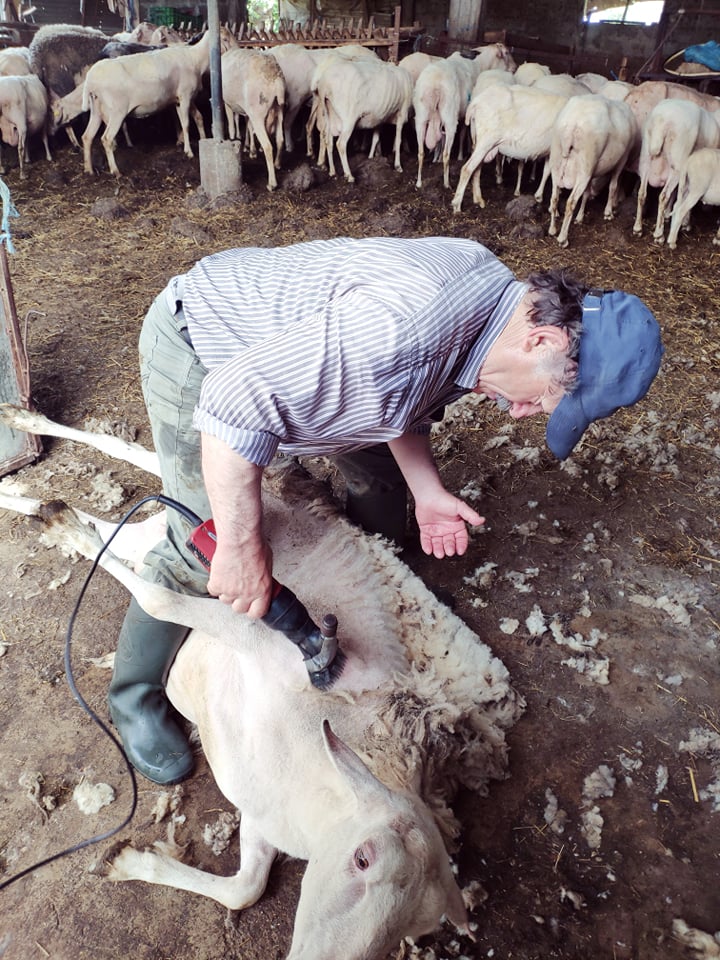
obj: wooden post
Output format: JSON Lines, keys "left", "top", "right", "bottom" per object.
{"left": 0, "top": 245, "right": 42, "bottom": 476}
{"left": 389, "top": 5, "right": 401, "bottom": 63}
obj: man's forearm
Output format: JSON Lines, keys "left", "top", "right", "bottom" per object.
{"left": 388, "top": 432, "right": 445, "bottom": 502}
{"left": 200, "top": 433, "right": 274, "bottom": 617}
{"left": 201, "top": 432, "right": 264, "bottom": 546}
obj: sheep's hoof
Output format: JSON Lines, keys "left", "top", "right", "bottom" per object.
{"left": 557, "top": 237, "right": 569, "bottom": 249}
{"left": 653, "top": 235, "right": 665, "bottom": 246}
{"left": 713, "top": 237, "right": 720, "bottom": 246}
{"left": 632, "top": 227, "right": 642, "bottom": 237}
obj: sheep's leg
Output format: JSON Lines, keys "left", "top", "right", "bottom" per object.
{"left": 108, "top": 816, "right": 277, "bottom": 911}
{"left": 603, "top": 165, "right": 625, "bottom": 222}
{"left": 65, "top": 126, "right": 81, "bottom": 150}
{"left": 175, "top": 102, "right": 194, "bottom": 158}
{"left": 368, "top": 129, "right": 380, "bottom": 159}
{"left": 17, "top": 129, "right": 27, "bottom": 180}
{"left": 245, "top": 120, "right": 257, "bottom": 157}
{"left": 576, "top": 189, "right": 590, "bottom": 223}
{"left": 441, "top": 121, "right": 458, "bottom": 189}
{"left": 336, "top": 126, "right": 355, "bottom": 183}
{"left": 81, "top": 103, "right": 104, "bottom": 174}
{"left": 652, "top": 178, "right": 678, "bottom": 244}
{"left": 249, "top": 110, "right": 277, "bottom": 191}
{"left": 548, "top": 180, "right": 561, "bottom": 235}
{"left": 667, "top": 183, "right": 703, "bottom": 249}
{"left": 414, "top": 116, "right": 426, "bottom": 189}
{"left": 0, "top": 488, "right": 166, "bottom": 570}
{"left": 470, "top": 167, "right": 485, "bottom": 207}
{"left": 391, "top": 118, "right": 404, "bottom": 172}
{"left": 513, "top": 159, "right": 524, "bottom": 196}
{"left": 41, "top": 124, "right": 53, "bottom": 162}
{"left": 224, "top": 103, "right": 236, "bottom": 140}
{"left": 533, "top": 158, "right": 551, "bottom": 203}
{"left": 0, "top": 403, "right": 161, "bottom": 474}
{"left": 451, "top": 143, "right": 485, "bottom": 213}
{"left": 190, "top": 102, "right": 207, "bottom": 142}
{"left": 557, "top": 181, "right": 588, "bottom": 246}
{"left": 632, "top": 174, "right": 648, "bottom": 236}
{"left": 100, "top": 117, "right": 124, "bottom": 177}
{"left": 273, "top": 105, "right": 284, "bottom": 168}
{"left": 305, "top": 97, "right": 318, "bottom": 159}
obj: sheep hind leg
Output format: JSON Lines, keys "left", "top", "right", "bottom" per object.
{"left": 557, "top": 181, "right": 588, "bottom": 247}
{"left": 603, "top": 167, "right": 625, "bottom": 222}
{"left": 99, "top": 118, "right": 124, "bottom": 177}
{"left": 108, "top": 816, "right": 277, "bottom": 912}
{"left": 336, "top": 128, "right": 355, "bottom": 183}
{"left": 81, "top": 107, "right": 104, "bottom": 174}
{"left": 391, "top": 118, "right": 404, "bottom": 172}
{"left": 250, "top": 114, "right": 278, "bottom": 191}
{"left": 652, "top": 179, "right": 677, "bottom": 245}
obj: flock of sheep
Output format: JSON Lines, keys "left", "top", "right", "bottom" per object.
{"left": 1, "top": 22, "right": 720, "bottom": 249}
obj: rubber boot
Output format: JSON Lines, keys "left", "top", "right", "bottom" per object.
{"left": 108, "top": 598, "right": 194, "bottom": 785}
{"left": 345, "top": 485, "right": 408, "bottom": 548}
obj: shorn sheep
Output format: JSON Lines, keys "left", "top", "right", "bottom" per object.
{"left": 548, "top": 94, "right": 639, "bottom": 248}
{"left": 312, "top": 56, "right": 413, "bottom": 183}
{"left": 0, "top": 402, "right": 524, "bottom": 960}
{"left": 667, "top": 147, "right": 720, "bottom": 249}
{"left": 221, "top": 48, "right": 285, "bottom": 192}
{"left": 632, "top": 98, "right": 720, "bottom": 243}
{"left": 81, "top": 27, "right": 238, "bottom": 176}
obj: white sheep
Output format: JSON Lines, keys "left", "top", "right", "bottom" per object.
{"left": 0, "top": 75, "right": 52, "bottom": 179}
{"left": 0, "top": 46, "right": 31, "bottom": 76}
{"left": 513, "top": 61, "right": 551, "bottom": 85}
{"left": 312, "top": 56, "right": 413, "bottom": 183}
{"left": 304, "top": 44, "right": 381, "bottom": 162}
{"left": 667, "top": 147, "right": 720, "bottom": 249}
{"left": 81, "top": 27, "right": 238, "bottom": 176}
{"left": 531, "top": 72, "right": 592, "bottom": 97}
{"left": 412, "top": 52, "right": 485, "bottom": 189}
{"left": 451, "top": 82, "right": 568, "bottom": 212}
{"left": 397, "top": 49, "right": 443, "bottom": 85}
{"left": 221, "top": 48, "right": 285, "bottom": 191}
{"left": 0, "top": 402, "right": 523, "bottom": 960}
{"left": 548, "top": 94, "right": 639, "bottom": 247}
{"left": 632, "top": 98, "right": 720, "bottom": 243}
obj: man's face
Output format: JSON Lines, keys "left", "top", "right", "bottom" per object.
{"left": 475, "top": 358, "right": 571, "bottom": 420}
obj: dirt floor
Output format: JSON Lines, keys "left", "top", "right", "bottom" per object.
{"left": 0, "top": 119, "right": 719, "bottom": 960}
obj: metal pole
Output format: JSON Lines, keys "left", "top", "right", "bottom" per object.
{"left": 207, "top": 0, "right": 225, "bottom": 141}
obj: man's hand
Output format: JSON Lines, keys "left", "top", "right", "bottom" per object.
{"left": 388, "top": 433, "right": 485, "bottom": 558}
{"left": 207, "top": 537, "right": 274, "bottom": 618}
{"left": 415, "top": 494, "right": 485, "bottom": 558}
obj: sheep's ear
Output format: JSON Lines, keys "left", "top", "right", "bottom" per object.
{"left": 321, "top": 719, "right": 393, "bottom": 804}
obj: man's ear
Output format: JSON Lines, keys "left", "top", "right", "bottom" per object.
{"left": 526, "top": 324, "right": 570, "bottom": 353}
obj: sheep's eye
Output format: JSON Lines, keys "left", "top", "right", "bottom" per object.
{"left": 354, "top": 848, "right": 370, "bottom": 870}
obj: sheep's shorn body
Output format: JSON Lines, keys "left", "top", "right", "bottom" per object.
{"left": 0, "top": 403, "right": 524, "bottom": 960}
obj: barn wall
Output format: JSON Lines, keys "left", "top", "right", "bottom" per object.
{"left": 15, "top": 0, "right": 720, "bottom": 80}
{"left": 20, "top": 0, "right": 124, "bottom": 32}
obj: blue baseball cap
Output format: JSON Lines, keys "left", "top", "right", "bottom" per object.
{"left": 546, "top": 290, "right": 664, "bottom": 460}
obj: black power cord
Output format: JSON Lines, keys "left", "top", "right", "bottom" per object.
{"left": 0, "top": 494, "right": 204, "bottom": 892}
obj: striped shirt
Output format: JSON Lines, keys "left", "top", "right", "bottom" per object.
{"left": 179, "top": 236, "right": 527, "bottom": 465}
